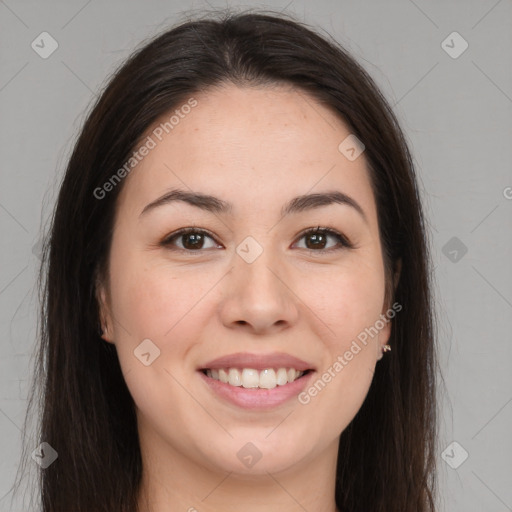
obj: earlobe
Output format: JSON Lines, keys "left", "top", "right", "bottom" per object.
{"left": 95, "top": 276, "right": 114, "bottom": 344}
{"left": 379, "top": 295, "right": 395, "bottom": 362}
{"left": 100, "top": 328, "right": 111, "bottom": 343}
{"left": 393, "top": 258, "right": 402, "bottom": 291}
{"left": 378, "top": 319, "right": 392, "bottom": 357}
{"left": 99, "top": 317, "right": 112, "bottom": 342}
{"left": 377, "top": 257, "right": 402, "bottom": 360}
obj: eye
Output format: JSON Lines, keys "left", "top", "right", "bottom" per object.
{"left": 293, "top": 226, "right": 353, "bottom": 253}
{"left": 160, "top": 226, "right": 353, "bottom": 254}
{"left": 161, "top": 227, "right": 220, "bottom": 252}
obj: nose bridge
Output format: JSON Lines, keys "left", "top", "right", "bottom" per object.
{"left": 220, "top": 234, "right": 299, "bottom": 331}
{"left": 234, "top": 235, "right": 285, "bottom": 299}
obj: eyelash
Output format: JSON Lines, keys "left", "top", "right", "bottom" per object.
{"left": 160, "top": 226, "right": 353, "bottom": 255}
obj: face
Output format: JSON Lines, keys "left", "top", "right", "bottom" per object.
{"left": 97, "top": 83, "right": 394, "bottom": 477}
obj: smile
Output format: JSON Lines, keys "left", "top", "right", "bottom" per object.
{"left": 202, "top": 367, "right": 309, "bottom": 389}
{"left": 198, "top": 352, "right": 316, "bottom": 409}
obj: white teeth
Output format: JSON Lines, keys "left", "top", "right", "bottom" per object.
{"left": 276, "top": 368, "right": 288, "bottom": 386}
{"left": 205, "top": 367, "right": 306, "bottom": 388}
{"left": 228, "top": 368, "right": 242, "bottom": 386}
{"left": 259, "top": 369, "right": 276, "bottom": 389}
{"left": 241, "top": 368, "right": 259, "bottom": 388}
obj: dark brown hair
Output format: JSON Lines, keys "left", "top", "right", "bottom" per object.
{"left": 13, "top": 8, "right": 438, "bottom": 511}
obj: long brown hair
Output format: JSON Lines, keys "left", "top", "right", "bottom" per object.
{"left": 13, "top": 8, "right": 439, "bottom": 511}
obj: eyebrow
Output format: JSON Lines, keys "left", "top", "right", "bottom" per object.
{"left": 139, "top": 188, "right": 367, "bottom": 223}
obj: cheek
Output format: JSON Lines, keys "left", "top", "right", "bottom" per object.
{"left": 295, "top": 259, "right": 385, "bottom": 432}
{"left": 107, "top": 258, "right": 205, "bottom": 416}
{"left": 109, "top": 250, "right": 206, "bottom": 338}
{"left": 299, "top": 258, "right": 386, "bottom": 346}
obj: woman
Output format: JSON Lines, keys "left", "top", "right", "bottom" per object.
{"left": 15, "top": 8, "right": 438, "bottom": 512}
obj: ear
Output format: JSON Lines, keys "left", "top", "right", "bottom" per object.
{"left": 95, "top": 270, "right": 114, "bottom": 344}
{"left": 377, "top": 258, "right": 402, "bottom": 360}
{"left": 393, "top": 258, "right": 402, "bottom": 292}
{"left": 376, "top": 310, "right": 392, "bottom": 361}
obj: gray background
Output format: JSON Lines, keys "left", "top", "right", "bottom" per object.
{"left": 1, "top": 0, "right": 511, "bottom": 511}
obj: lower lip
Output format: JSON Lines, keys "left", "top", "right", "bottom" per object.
{"left": 198, "top": 370, "right": 315, "bottom": 410}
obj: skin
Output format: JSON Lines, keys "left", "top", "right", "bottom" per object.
{"left": 97, "top": 83, "right": 396, "bottom": 512}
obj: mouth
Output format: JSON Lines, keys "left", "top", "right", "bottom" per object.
{"left": 197, "top": 352, "right": 316, "bottom": 409}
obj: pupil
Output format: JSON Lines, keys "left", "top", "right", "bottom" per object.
{"left": 183, "top": 233, "right": 203, "bottom": 250}
{"left": 307, "top": 233, "right": 325, "bottom": 249}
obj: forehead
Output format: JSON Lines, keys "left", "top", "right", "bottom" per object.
{"left": 116, "top": 84, "right": 376, "bottom": 222}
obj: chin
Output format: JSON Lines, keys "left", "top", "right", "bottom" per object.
{"left": 192, "top": 429, "right": 316, "bottom": 476}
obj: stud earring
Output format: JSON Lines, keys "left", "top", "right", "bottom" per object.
{"left": 382, "top": 344, "right": 391, "bottom": 353}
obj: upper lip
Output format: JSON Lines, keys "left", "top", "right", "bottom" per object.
{"left": 199, "top": 352, "right": 315, "bottom": 372}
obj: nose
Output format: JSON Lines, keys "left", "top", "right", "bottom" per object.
{"left": 219, "top": 248, "right": 300, "bottom": 335}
